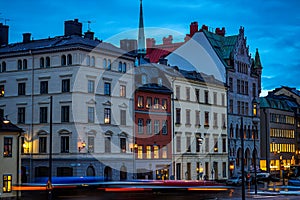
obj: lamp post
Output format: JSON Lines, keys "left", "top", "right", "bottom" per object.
{"left": 240, "top": 117, "right": 245, "bottom": 200}
{"left": 252, "top": 98, "right": 259, "bottom": 195}
{"left": 197, "top": 137, "right": 203, "bottom": 180}
{"left": 47, "top": 96, "right": 53, "bottom": 200}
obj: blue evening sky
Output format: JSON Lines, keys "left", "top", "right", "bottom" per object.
{"left": 1, "top": 0, "right": 299, "bottom": 96}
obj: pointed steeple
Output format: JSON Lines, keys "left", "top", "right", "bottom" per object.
{"left": 137, "top": 0, "right": 146, "bottom": 56}
{"left": 254, "top": 48, "right": 262, "bottom": 69}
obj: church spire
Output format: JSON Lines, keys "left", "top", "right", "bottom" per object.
{"left": 137, "top": 0, "right": 146, "bottom": 56}
{"left": 254, "top": 48, "right": 262, "bottom": 69}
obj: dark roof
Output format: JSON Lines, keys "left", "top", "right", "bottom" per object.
{"left": 260, "top": 94, "right": 299, "bottom": 111}
{"left": 0, "top": 35, "right": 131, "bottom": 56}
{"left": 0, "top": 117, "right": 24, "bottom": 133}
{"left": 136, "top": 83, "right": 173, "bottom": 94}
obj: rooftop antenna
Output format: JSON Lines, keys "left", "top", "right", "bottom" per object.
{"left": 0, "top": 18, "right": 10, "bottom": 25}
{"left": 83, "top": 20, "right": 95, "bottom": 32}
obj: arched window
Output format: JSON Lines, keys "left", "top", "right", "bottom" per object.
{"left": 23, "top": 59, "right": 27, "bottom": 70}
{"left": 18, "top": 60, "right": 22, "bottom": 70}
{"left": 1, "top": 61, "right": 6, "bottom": 72}
{"left": 122, "top": 62, "right": 126, "bottom": 73}
{"left": 235, "top": 124, "right": 239, "bottom": 138}
{"left": 91, "top": 56, "right": 95, "bottom": 66}
{"left": 61, "top": 55, "right": 66, "bottom": 66}
{"left": 86, "top": 165, "right": 95, "bottom": 176}
{"left": 118, "top": 61, "right": 122, "bottom": 72}
{"left": 107, "top": 59, "right": 111, "bottom": 70}
{"left": 103, "top": 58, "right": 107, "bottom": 69}
{"left": 40, "top": 57, "right": 45, "bottom": 68}
{"left": 86, "top": 55, "right": 90, "bottom": 66}
{"left": 67, "top": 54, "right": 72, "bottom": 65}
{"left": 45, "top": 57, "right": 50, "bottom": 68}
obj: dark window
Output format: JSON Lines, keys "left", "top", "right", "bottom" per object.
{"left": 104, "top": 82, "right": 111, "bottom": 95}
{"left": 61, "top": 106, "right": 70, "bottom": 122}
{"left": 39, "top": 137, "right": 47, "bottom": 153}
{"left": 61, "top": 136, "right": 69, "bottom": 153}
{"left": 176, "top": 108, "right": 181, "bottom": 124}
{"left": 229, "top": 77, "right": 233, "bottom": 92}
{"left": 40, "top": 107, "right": 48, "bottom": 123}
{"left": 122, "top": 63, "right": 126, "bottom": 73}
{"left": 62, "top": 79, "right": 70, "bottom": 93}
{"left": 176, "top": 135, "right": 181, "bottom": 152}
{"left": 35, "top": 166, "right": 49, "bottom": 177}
{"left": 237, "top": 79, "right": 240, "bottom": 94}
{"left": 88, "top": 80, "right": 95, "bottom": 93}
{"left": 88, "top": 107, "right": 94, "bottom": 123}
{"left": 253, "top": 83, "right": 257, "bottom": 97}
{"left": 88, "top": 136, "right": 94, "bottom": 153}
{"left": 120, "top": 138, "right": 126, "bottom": 153}
{"left": 138, "top": 118, "right": 143, "bottom": 134}
{"left": 3, "top": 137, "right": 13, "bottom": 157}
{"left": 120, "top": 110, "right": 126, "bottom": 125}
{"left": 222, "top": 138, "right": 226, "bottom": 152}
{"left": 118, "top": 61, "right": 122, "bottom": 72}
{"left": 186, "top": 136, "right": 191, "bottom": 152}
{"left": 18, "top": 107, "right": 26, "bottom": 123}
{"left": 40, "top": 81, "right": 48, "bottom": 94}
{"left": 204, "top": 112, "right": 209, "bottom": 127}
{"left": 104, "top": 108, "right": 111, "bottom": 124}
{"left": 23, "top": 59, "right": 27, "bottom": 69}
{"left": 57, "top": 167, "right": 73, "bottom": 176}
{"left": 18, "top": 60, "right": 22, "bottom": 70}
{"left": 195, "top": 89, "right": 200, "bottom": 103}
{"left": 186, "top": 110, "right": 191, "bottom": 125}
{"left": 105, "top": 137, "right": 111, "bottom": 153}
{"left": 45, "top": 57, "right": 50, "bottom": 67}
{"left": 67, "top": 54, "right": 72, "bottom": 65}
{"left": 18, "top": 82, "right": 26, "bottom": 95}
{"left": 40, "top": 57, "right": 45, "bottom": 68}
{"left": 162, "top": 120, "right": 167, "bottom": 134}
{"left": 107, "top": 59, "right": 111, "bottom": 70}
{"left": 204, "top": 90, "right": 209, "bottom": 104}
{"left": 61, "top": 55, "right": 66, "bottom": 66}
{"left": 1, "top": 61, "right": 6, "bottom": 72}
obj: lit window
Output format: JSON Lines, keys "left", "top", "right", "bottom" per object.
{"left": 0, "top": 85, "right": 4, "bottom": 97}
{"left": 3, "top": 175, "right": 12, "bottom": 193}
{"left": 3, "top": 137, "right": 12, "bottom": 157}
{"left": 120, "top": 138, "right": 126, "bottom": 153}
{"left": 146, "top": 97, "right": 152, "bottom": 108}
{"left": 154, "top": 98, "right": 159, "bottom": 109}
{"left": 137, "top": 96, "right": 144, "bottom": 108}
{"left": 153, "top": 145, "right": 159, "bottom": 159}
{"left": 146, "top": 146, "right": 151, "bottom": 159}
{"left": 138, "top": 146, "right": 143, "bottom": 159}
{"left": 162, "top": 99, "right": 167, "bottom": 110}
{"left": 104, "top": 108, "right": 111, "bottom": 124}
{"left": 162, "top": 146, "right": 167, "bottom": 158}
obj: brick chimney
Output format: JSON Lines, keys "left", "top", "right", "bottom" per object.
{"left": 0, "top": 23, "right": 9, "bottom": 46}
{"left": 146, "top": 38, "right": 156, "bottom": 48}
{"left": 22, "top": 33, "right": 31, "bottom": 43}
{"left": 189, "top": 21, "right": 198, "bottom": 37}
{"left": 215, "top": 27, "right": 225, "bottom": 36}
{"left": 163, "top": 35, "right": 173, "bottom": 45}
{"left": 64, "top": 19, "right": 82, "bottom": 36}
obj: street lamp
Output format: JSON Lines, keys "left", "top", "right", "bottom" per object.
{"left": 47, "top": 96, "right": 53, "bottom": 200}
{"left": 197, "top": 137, "right": 203, "bottom": 180}
{"left": 252, "top": 98, "right": 259, "bottom": 195}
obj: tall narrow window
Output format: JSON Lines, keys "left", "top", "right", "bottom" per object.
{"left": 23, "top": 59, "right": 27, "bottom": 70}
{"left": 205, "top": 137, "right": 209, "bottom": 152}
{"left": 107, "top": 59, "right": 111, "bottom": 70}
{"left": 161, "top": 99, "right": 167, "bottom": 110}
{"left": 61, "top": 106, "right": 70, "bottom": 122}
{"left": 153, "top": 145, "right": 159, "bottom": 159}
{"left": 162, "top": 120, "right": 167, "bottom": 135}
{"left": 229, "top": 77, "right": 233, "bottom": 92}
{"left": 176, "top": 86, "right": 180, "bottom": 99}
{"left": 221, "top": 94, "right": 225, "bottom": 106}
{"left": 0, "top": 85, "right": 4, "bottom": 97}
{"left": 154, "top": 120, "right": 160, "bottom": 134}
{"left": 195, "top": 111, "right": 200, "bottom": 126}
{"left": 118, "top": 61, "right": 122, "bottom": 72}
{"left": 146, "top": 97, "right": 152, "bottom": 108}
{"left": 195, "top": 89, "right": 200, "bottom": 103}
{"left": 67, "top": 54, "right": 72, "bottom": 65}
{"left": 229, "top": 99, "right": 233, "bottom": 114}
{"left": 213, "top": 113, "right": 218, "bottom": 128}
{"left": 222, "top": 114, "right": 226, "bottom": 128}
{"left": 186, "top": 136, "right": 191, "bottom": 152}
{"left": 104, "top": 108, "right": 111, "bottom": 124}
{"left": 204, "top": 112, "right": 209, "bottom": 127}
{"left": 61, "top": 136, "right": 69, "bottom": 153}
{"left": 213, "top": 92, "right": 217, "bottom": 105}
{"left": 137, "top": 146, "right": 143, "bottom": 159}
{"left": 88, "top": 136, "right": 94, "bottom": 153}
{"left": 3, "top": 137, "right": 13, "bottom": 157}
{"left": 104, "top": 82, "right": 111, "bottom": 95}
{"left": 39, "top": 137, "right": 47, "bottom": 153}
{"left": 40, "top": 107, "right": 48, "bottom": 123}
{"left": 186, "top": 110, "right": 191, "bottom": 125}
{"left": 120, "top": 110, "right": 126, "bottom": 125}
{"left": 18, "top": 107, "right": 26, "bottom": 124}
{"left": 253, "top": 83, "right": 257, "bottom": 97}
{"left": 18, "top": 59, "right": 22, "bottom": 70}
{"left": 3, "top": 175, "right": 12, "bottom": 193}
{"left": 40, "top": 57, "right": 45, "bottom": 68}
{"left": 105, "top": 137, "right": 111, "bottom": 153}
{"left": 176, "top": 108, "right": 181, "bottom": 124}
{"left": 91, "top": 56, "right": 95, "bottom": 66}
{"left": 138, "top": 118, "right": 144, "bottom": 134}
{"left": 204, "top": 90, "right": 209, "bottom": 104}
{"left": 120, "top": 85, "right": 126, "bottom": 97}
{"left": 62, "top": 79, "right": 70, "bottom": 93}
{"left": 88, "top": 80, "right": 95, "bottom": 93}
{"left": 162, "top": 146, "right": 167, "bottom": 158}
{"left": 237, "top": 79, "right": 241, "bottom": 94}
{"left": 40, "top": 81, "right": 48, "bottom": 94}
{"left": 214, "top": 138, "right": 218, "bottom": 152}
{"left": 103, "top": 58, "right": 107, "bottom": 69}
{"left": 222, "top": 138, "right": 226, "bottom": 153}
{"left": 86, "top": 55, "right": 90, "bottom": 66}
{"left": 154, "top": 98, "right": 159, "bottom": 109}
{"left": 146, "top": 146, "right": 151, "bottom": 159}
{"left": 1, "top": 61, "right": 6, "bottom": 72}
{"left": 122, "top": 62, "right": 126, "bottom": 73}
{"left": 88, "top": 107, "right": 94, "bottom": 123}
{"left": 146, "top": 119, "right": 152, "bottom": 134}
{"left": 18, "top": 82, "right": 26, "bottom": 95}
{"left": 45, "top": 57, "right": 50, "bottom": 67}
{"left": 137, "top": 96, "right": 144, "bottom": 108}
{"left": 186, "top": 87, "right": 190, "bottom": 101}
{"left": 120, "top": 138, "right": 126, "bottom": 153}
{"left": 61, "top": 55, "right": 66, "bottom": 66}
{"left": 176, "top": 135, "right": 181, "bottom": 152}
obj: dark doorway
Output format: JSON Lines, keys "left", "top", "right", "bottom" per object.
{"left": 104, "top": 166, "right": 112, "bottom": 181}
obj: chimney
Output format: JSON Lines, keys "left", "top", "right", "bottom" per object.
{"left": 64, "top": 19, "right": 82, "bottom": 36}
{"left": 0, "top": 23, "right": 9, "bottom": 46}
{"left": 163, "top": 35, "right": 173, "bottom": 45}
{"left": 84, "top": 31, "right": 94, "bottom": 40}
{"left": 22, "top": 33, "right": 31, "bottom": 43}
{"left": 215, "top": 27, "right": 225, "bottom": 36}
{"left": 189, "top": 21, "right": 198, "bottom": 37}
{"left": 200, "top": 25, "right": 208, "bottom": 31}
{"left": 146, "top": 38, "right": 156, "bottom": 48}
{"left": 120, "top": 39, "right": 138, "bottom": 53}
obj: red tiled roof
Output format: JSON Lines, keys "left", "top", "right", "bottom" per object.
{"left": 146, "top": 42, "right": 184, "bottom": 63}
